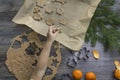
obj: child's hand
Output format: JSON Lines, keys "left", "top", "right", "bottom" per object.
{"left": 47, "top": 26, "right": 60, "bottom": 42}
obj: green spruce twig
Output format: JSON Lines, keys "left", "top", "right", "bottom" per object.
{"left": 85, "top": 0, "right": 120, "bottom": 51}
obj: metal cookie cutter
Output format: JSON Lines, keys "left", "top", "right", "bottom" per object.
{"left": 79, "top": 47, "right": 90, "bottom": 60}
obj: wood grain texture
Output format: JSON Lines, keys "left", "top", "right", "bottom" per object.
{"left": 0, "top": 0, "right": 24, "bottom": 12}
{"left": 58, "top": 43, "right": 119, "bottom": 80}
{"left": 0, "top": 1, "right": 30, "bottom": 79}
{"left": 0, "top": 0, "right": 120, "bottom": 80}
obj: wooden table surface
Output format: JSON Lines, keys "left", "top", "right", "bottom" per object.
{"left": 0, "top": 0, "right": 120, "bottom": 80}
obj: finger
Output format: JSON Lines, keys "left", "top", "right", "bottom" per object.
{"left": 54, "top": 30, "right": 59, "bottom": 35}
{"left": 52, "top": 27, "right": 59, "bottom": 31}
{"left": 50, "top": 25, "right": 55, "bottom": 28}
{"left": 49, "top": 26, "right": 53, "bottom": 33}
{"left": 49, "top": 26, "right": 57, "bottom": 32}
{"left": 52, "top": 28, "right": 60, "bottom": 33}
{"left": 50, "top": 26, "right": 60, "bottom": 34}
{"left": 53, "top": 29, "right": 58, "bottom": 33}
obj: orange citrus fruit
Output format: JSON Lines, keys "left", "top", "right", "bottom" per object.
{"left": 72, "top": 69, "right": 83, "bottom": 80}
{"left": 85, "top": 72, "right": 96, "bottom": 80}
{"left": 114, "top": 69, "right": 120, "bottom": 79}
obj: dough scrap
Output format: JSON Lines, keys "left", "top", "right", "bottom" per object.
{"left": 45, "top": 18, "right": 54, "bottom": 26}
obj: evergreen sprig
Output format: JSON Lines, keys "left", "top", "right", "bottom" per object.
{"left": 85, "top": 0, "right": 120, "bottom": 51}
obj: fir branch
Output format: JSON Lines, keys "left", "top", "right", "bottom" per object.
{"left": 85, "top": 0, "right": 120, "bottom": 51}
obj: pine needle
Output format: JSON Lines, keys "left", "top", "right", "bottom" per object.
{"left": 85, "top": 0, "right": 120, "bottom": 51}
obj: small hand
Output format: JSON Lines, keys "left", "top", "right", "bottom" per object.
{"left": 47, "top": 26, "right": 60, "bottom": 42}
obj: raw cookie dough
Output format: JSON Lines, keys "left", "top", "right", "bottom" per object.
{"left": 5, "top": 32, "right": 62, "bottom": 80}
{"left": 32, "top": 12, "right": 43, "bottom": 21}
{"left": 59, "top": 18, "right": 68, "bottom": 25}
{"left": 52, "top": 0, "right": 67, "bottom": 4}
{"left": 56, "top": 7, "right": 64, "bottom": 15}
{"left": 45, "top": 6, "right": 54, "bottom": 14}
{"left": 36, "top": 0, "right": 46, "bottom": 8}
{"left": 45, "top": 18, "right": 54, "bottom": 26}
{"left": 33, "top": 7, "right": 40, "bottom": 13}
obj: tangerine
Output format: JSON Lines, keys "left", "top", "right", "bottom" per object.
{"left": 72, "top": 69, "right": 83, "bottom": 80}
{"left": 85, "top": 72, "right": 96, "bottom": 80}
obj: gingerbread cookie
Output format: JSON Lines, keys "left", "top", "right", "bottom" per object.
{"left": 52, "top": 0, "right": 67, "bottom": 5}
{"left": 56, "top": 7, "right": 64, "bottom": 15}
{"left": 45, "top": 6, "right": 54, "bottom": 14}
{"left": 32, "top": 13, "right": 43, "bottom": 21}
{"left": 45, "top": 18, "right": 54, "bottom": 26}
{"left": 59, "top": 18, "right": 68, "bottom": 25}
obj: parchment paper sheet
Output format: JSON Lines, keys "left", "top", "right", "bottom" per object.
{"left": 12, "top": 0, "right": 101, "bottom": 50}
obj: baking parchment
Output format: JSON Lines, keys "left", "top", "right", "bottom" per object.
{"left": 12, "top": 0, "right": 101, "bottom": 51}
